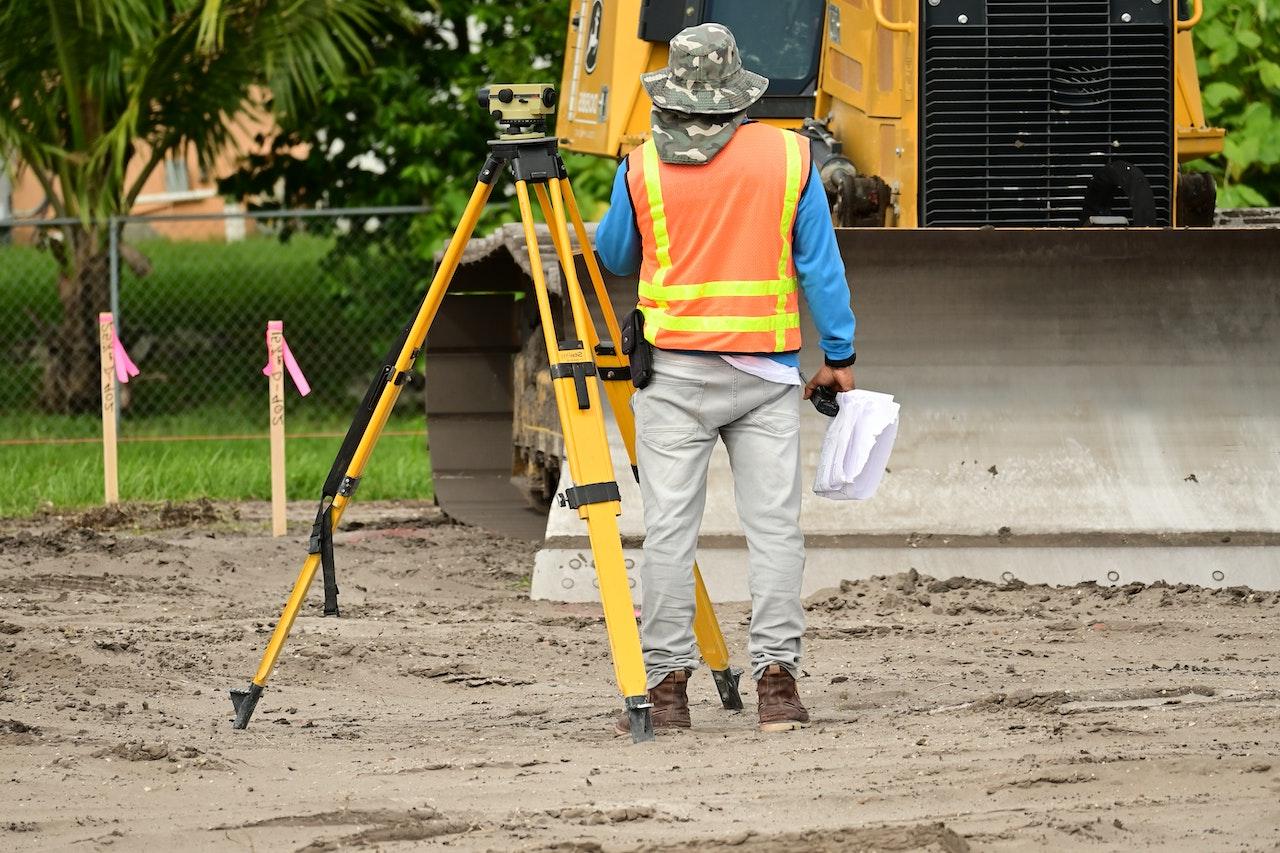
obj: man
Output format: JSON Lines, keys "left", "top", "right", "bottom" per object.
{"left": 596, "top": 23, "right": 856, "bottom": 734}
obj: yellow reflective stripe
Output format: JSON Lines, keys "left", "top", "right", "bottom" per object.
{"left": 777, "top": 133, "right": 803, "bottom": 349}
{"left": 778, "top": 131, "right": 802, "bottom": 280}
{"left": 640, "top": 305, "right": 800, "bottom": 334}
{"left": 638, "top": 278, "right": 796, "bottom": 302}
{"left": 641, "top": 142, "right": 672, "bottom": 288}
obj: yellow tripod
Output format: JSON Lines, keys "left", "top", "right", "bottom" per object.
{"left": 229, "top": 86, "right": 742, "bottom": 743}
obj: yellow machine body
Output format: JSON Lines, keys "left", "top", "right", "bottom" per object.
{"left": 556, "top": 0, "right": 1224, "bottom": 227}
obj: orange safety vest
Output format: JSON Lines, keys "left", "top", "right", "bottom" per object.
{"left": 626, "top": 122, "right": 810, "bottom": 353}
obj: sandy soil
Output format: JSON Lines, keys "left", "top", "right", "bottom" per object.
{"left": 2, "top": 500, "right": 1278, "bottom": 852}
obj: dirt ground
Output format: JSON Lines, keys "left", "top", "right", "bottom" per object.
{"left": 2, "top": 500, "right": 1278, "bottom": 852}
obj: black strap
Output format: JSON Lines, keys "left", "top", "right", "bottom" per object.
{"left": 594, "top": 343, "right": 630, "bottom": 381}
{"left": 560, "top": 481, "right": 621, "bottom": 509}
{"left": 549, "top": 360, "right": 597, "bottom": 409}
{"left": 599, "top": 363, "right": 631, "bottom": 381}
{"left": 306, "top": 310, "right": 419, "bottom": 617}
{"left": 319, "top": 504, "right": 339, "bottom": 616}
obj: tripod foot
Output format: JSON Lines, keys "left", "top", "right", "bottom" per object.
{"left": 230, "top": 682, "right": 264, "bottom": 730}
{"left": 624, "top": 695, "right": 655, "bottom": 743}
{"left": 711, "top": 667, "right": 745, "bottom": 711}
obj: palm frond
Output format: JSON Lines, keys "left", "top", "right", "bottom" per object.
{"left": 1, "top": 0, "right": 397, "bottom": 220}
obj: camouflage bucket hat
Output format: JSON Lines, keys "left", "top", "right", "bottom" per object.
{"left": 641, "top": 23, "right": 768, "bottom": 115}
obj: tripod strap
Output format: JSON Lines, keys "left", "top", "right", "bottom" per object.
{"left": 306, "top": 311, "right": 419, "bottom": 617}
{"left": 307, "top": 501, "right": 341, "bottom": 616}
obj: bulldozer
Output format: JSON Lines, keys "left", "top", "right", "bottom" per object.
{"left": 424, "top": 0, "right": 1280, "bottom": 595}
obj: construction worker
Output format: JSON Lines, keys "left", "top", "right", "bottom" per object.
{"left": 596, "top": 23, "right": 856, "bottom": 734}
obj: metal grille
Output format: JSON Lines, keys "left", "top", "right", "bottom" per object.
{"left": 920, "top": 0, "right": 1174, "bottom": 226}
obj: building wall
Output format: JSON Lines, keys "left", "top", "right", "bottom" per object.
{"left": 4, "top": 107, "right": 279, "bottom": 241}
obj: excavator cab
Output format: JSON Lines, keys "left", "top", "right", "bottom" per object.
{"left": 635, "top": 0, "right": 826, "bottom": 120}
{"left": 558, "top": 0, "right": 825, "bottom": 156}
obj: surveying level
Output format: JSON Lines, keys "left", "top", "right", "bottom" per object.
{"left": 476, "top": 83, "right": 557, "bottom": 139}
{"left": 228, "top": 84, "right": 744, "bottom": 744}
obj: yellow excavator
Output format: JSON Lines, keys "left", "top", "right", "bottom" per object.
{"left": 426, "top": 0, "right": 1280, "bottom": 593}
{"left": 558, "top": 0, "right": 1223, "bottom": 226}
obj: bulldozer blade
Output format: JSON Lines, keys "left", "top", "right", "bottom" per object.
{"left": 533, "top": 227, "right": 1280, "bottom": 596}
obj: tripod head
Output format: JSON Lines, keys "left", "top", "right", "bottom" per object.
{"left": 477, "top": 84, "right": 557, "bottom": 140}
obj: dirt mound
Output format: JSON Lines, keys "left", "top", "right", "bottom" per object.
{"left": 540, "top": 805, "right": 660, "bottom": 825}
{"left": 217, "top": 808, "right": 468, "bottom": 852}
{"left": 0, "top": 527, "right": 172, "bottom": 561}
{"left": 0, "top": 719, "right": 42, "bottom": 746}
{"left": 804, "top": 569, "right": 1280, "bottom": 616}
{"left": 33, "top": 498, "right": 234, "bottom": 531}
{"left": 341, "top": 506, "right": 457, "bottom": 532}
{"left": 90, "top": 741, "right": 225, "bottom": 771}
{"left": 969, "top": 685, "right": 1216, "bottom": 713}
{"left": 632, "top": 822, "right": 970, "bottom": 852}
{"left": 92, "top": 740, "right": 172, "bottom": 761}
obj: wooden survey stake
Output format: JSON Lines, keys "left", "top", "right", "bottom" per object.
{"left": 267, "top": 321, "right": 287, "bottom": 536}
{"left": 98, "top": 313, "right": 119, "bottom": 504}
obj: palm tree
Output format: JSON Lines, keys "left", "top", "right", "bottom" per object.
{"left": 0, "top": 0, "right": 387, "bottom": 412}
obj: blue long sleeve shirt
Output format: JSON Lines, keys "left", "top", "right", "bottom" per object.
{"left": 595, "top": 155, "right": 855, "bottom": 368}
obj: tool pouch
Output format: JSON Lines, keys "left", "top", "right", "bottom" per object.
{"left": 620, "top": 308, "right": 653, "bottom": 389}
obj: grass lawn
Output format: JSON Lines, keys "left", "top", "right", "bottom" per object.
{"left": 1, "top": 228, "right": 439, "bottom": 516}
{"left": 0, "top": 407, "right": 433, "bottom": 517}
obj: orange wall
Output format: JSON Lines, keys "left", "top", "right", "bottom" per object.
{"left": 6, "top": 106, "right": 279, "bottom": 240}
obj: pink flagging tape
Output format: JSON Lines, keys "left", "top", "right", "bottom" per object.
{"left": 113, "top": 336, "right": 140, "bottom": 384}
{"left": 262, "top": 321, "right": 312, "bottom": 396}
{"left": 99, "top": 312, "right": 140, "bottom": 384}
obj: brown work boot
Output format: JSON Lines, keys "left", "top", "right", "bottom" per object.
{"left": 613, "top": 670, "right": 691, "bottom": 736}
{"left": 756, "top": 664, "right": 810, "bottom": 732}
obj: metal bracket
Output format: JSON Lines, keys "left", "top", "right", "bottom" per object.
{"left": 624, "top": 695, "right": 655, "bottom": 743}
{"left": 549, "top": 360, "right": 597, "bottom": 409}
{"left": 594, "top": 343, "right": 631, "bottom": 381}
{"left": 489, "top": 137, "right": 561, "bottom": 184}
{"left": 230, "top": 682, "right": 263, "bottom": 730}
{"left": 558, "top": 481, "right": 621, "bottom": 509}
{"left": 598, "top": 364, "right": 631, "bottom": 381}
{"left": 338, "top": 476, "right": 361, "bottom": 497}
{"left": 711, "top": 667, "right": 745, "bottom": 711}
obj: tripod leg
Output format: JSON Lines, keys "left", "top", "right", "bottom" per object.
{"left": 515, "top": 179, "right": 653, "bottom": 742}
{"left": 534, "top": 184, "right": 599, "bottom": 355}
{"left": 556, "top": 175, "right": 745, "bottom": 712}
{"left": 230, "top": 175, "right": 500, "bottom": 730}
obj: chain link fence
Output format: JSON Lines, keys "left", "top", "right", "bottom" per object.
{"left": 0, "top": 207, "right": 437, "bottom": 513}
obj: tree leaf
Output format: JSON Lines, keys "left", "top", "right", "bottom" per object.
{"left": 1221, "top": 182, "right": 1270, "bottom": 207}
{"left": 1193, "top": 0, "right": 1280, "bottom": 207}
{"left": 1211, "top": 40, "right": 1239, "bottom": 68}
{"left": 1201, "top": 81, "right": 1243, "bottom": 107}
{"left": 1259, "top": 60, "right": 1280, "bottom": 92}
{"left": 1236, "top": 29, "right": 1262, "bottom": 49}
{"left": 1197, "top": 18, "right": 1231, "bottom": 50}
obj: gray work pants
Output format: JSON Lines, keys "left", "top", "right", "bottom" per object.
{"left": 633, "top": 349, "right": 805, "bottom": 688}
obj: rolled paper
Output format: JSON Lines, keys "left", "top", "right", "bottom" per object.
{"left": 261, "top": 320, "right": 312, "bottom": 396}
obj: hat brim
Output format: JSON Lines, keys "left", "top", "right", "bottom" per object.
{"left": 641, "top": 67, "right": 769, "bottom": 115}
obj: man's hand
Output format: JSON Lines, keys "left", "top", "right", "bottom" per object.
{"left": 803, "top": 365, "right": 856, "bottom": 400}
